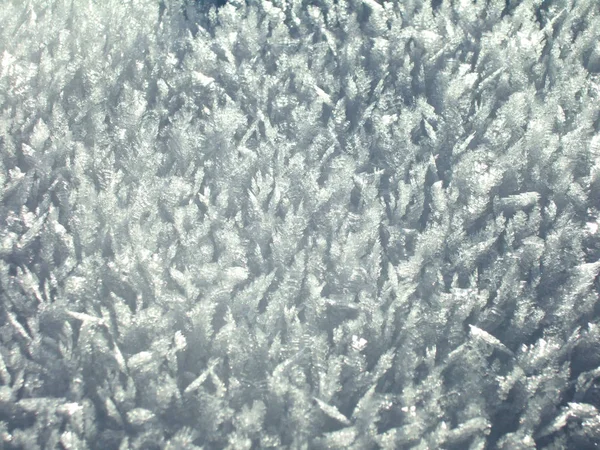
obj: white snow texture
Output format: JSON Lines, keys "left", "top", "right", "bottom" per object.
{"left": 1, "top": 0, "right": 600, "bottom": 448}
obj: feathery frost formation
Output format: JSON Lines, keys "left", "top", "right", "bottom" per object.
{"left": 1, "top": 0, "right": 600, "bottom": 448}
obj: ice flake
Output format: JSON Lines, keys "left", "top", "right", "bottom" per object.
{"left": 494, "top": 192, "right": 540, "bottom": 213}
{"left": 361, "top": 0, "right": 384, "bottom": 12}
{"left": 112, "top": 342, "right": 127, "bottom": 373}
{"left": 126, "top": 408, "right": 155, "bottom": 427}
{"left": 444, "top": 418, "right": 491, "bottom": 445}
{"left": 127, "top": 351, "right": 154, "bottom": 372}
{"left": 16, "top": 209, "right": 48, "bottom": 250}
{"left": 585, "top": 221, "right": 598, "bottom": 234}
{"left": 184, "top": 360, "right": 220, "bottom": 395}
{"left": 539, "top": 403, "right": 599, "bottom": 438}
{"left": 469, "top": 325, "right": 512, "bottom": 355}
{"left": 453, "top": 132, "right": 476, "bottom": 157}
{"left": 351, "top": 335, "right": 368, "bottom": 352}
{"left": 314, "top": 85, "right": 333, "bottom": 106}
{"left": 571, "top": 261, "right": 600, "bottom": 294}
{"left": 66, "top": 310, "right": 105, "bottom": 327}
{"left": 60, "top": 431, "right": 84, "bottom": 450}
{"left": 224, "top": 266, "right": 249, "bottom": 284}
{"left": 174, "top": 331, "right": 187, "bottom": 352}
{"left": 30, "top": 119, "right": 50, "bottom": 151}
{"left": 314, "top": 398, "right": 351, "bottom": 426}
{"left": 0, "top": 51, "right": 15, "bottom": 77}
{"left": 382, "top": 114, "right": 398, "bottom": 125}
{"left": 103, "top": 398, "right": 123, "bottom": 426}
{"left": 166, "top": 427, "right": 199, "bottom": 449}
{"left": 6, "top": 311, "right": 32, "bottom": 343}
{"left": 0, "top": 353, "right": 10, "bottom": 385}
{"left": 320, "top": 426, "right": 358, "bottom": 447}
{"left": 192, "top": 71, "right": 215, "bottom": 87}
{"left": 57, "top": 402, "right": 84, "bottom": 417}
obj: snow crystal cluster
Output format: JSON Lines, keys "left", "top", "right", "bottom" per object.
{"left": 1, "top": 0, "right": 600, "bottom": 448}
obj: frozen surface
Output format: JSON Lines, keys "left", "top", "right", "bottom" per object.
{"left": 1, "top": 0, "right": 600, "bottom": 448}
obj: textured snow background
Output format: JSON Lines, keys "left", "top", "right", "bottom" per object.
{"left": 1, "top": 0, "right": 600, "bottom": 448}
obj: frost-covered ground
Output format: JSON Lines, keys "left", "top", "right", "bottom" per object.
{"left": 1, "top": 0, "right": 600, "bottom": 448}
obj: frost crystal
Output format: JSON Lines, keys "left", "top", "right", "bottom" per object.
{"left": 1, "top": 0, "right": 600, "bottom": 448}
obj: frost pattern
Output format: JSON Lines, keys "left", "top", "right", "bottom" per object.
{"left": 1, "top": 0, "right": 600, "bottom": 448}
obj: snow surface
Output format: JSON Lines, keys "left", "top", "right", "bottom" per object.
{"left": 1, "top": 0, "right": 600, "bottom": 448}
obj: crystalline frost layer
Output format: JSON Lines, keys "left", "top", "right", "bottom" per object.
{"left": 1, "top": 0, "right": 600, "bottom": 448}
